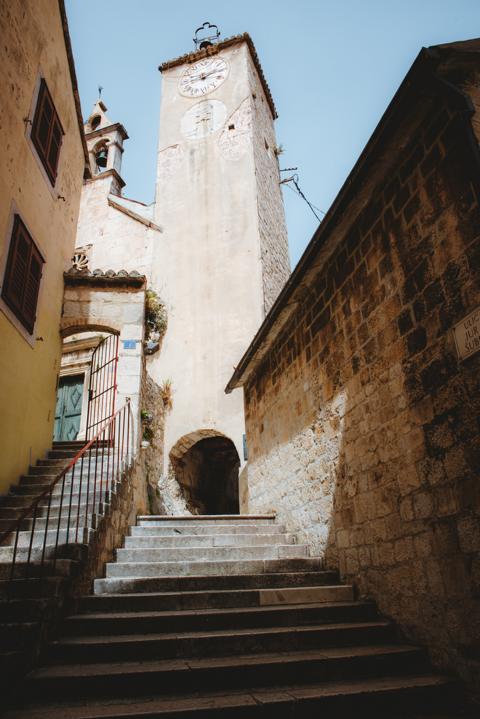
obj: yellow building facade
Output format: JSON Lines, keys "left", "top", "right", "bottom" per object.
{"left": 0, "top": 0, "right": 88, "bottom": 494}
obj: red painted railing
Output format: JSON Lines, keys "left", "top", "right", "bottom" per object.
{"left": 85, "top": 333, "right": 119, "bottom": 440}
{"left": 0, "top": 399, "right": 133, "bottom": 586}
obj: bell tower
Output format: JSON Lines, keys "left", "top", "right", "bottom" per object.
{"left": 150, "top": 27, "right": 290, "bottom": 493}
{"left": 84, "top": 98, "right": 128, "bottom": 196}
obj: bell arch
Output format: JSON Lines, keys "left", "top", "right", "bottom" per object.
{"left": 169, "top": 429, "right": 240, "bottom": 515}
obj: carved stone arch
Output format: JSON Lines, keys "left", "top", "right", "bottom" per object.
{"left": 60, "top": 322, "right": 120, "bottom": 339}
{"left": 169, "top": 428, "right": 229, "bottom": 464}
{"left": 169, "top": 429, "right": 240, "bottom": 515}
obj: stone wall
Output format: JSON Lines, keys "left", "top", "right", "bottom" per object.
{"left": 248, "top": 56, "right": 291, "bottom": 313}
{"left": 242, "top": 75, "right": 480, "bottom": 690}
{"left": 73, "top": 453, "right": 148, "bottom": 594}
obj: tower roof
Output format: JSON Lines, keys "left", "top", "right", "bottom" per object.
{"left": 84, "top": 99, "right": 128, "bottom": 140}
{"left": 159, "top": 33, "right": 278, "bottom": 119}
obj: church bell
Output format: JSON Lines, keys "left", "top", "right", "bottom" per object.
{"left": 95, "top": 149, "right": 108, "bottom": 168}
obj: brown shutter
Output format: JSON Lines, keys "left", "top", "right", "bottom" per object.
{"left": 47, "top": 117, "right": 62, "bottom": 180}
{"left": 2, "top": 219, "right": 30, "bottom": 314}
{"left": 22, "top": 245, "right": 43, "bottom": 333}
{"left": 33, "top": 81, "right": 54, "bottom": 156}
{"left": 1, "top": 216, "right": 44, "bottom": 334}
{"left": 31, "top": 80, "right": 63, "bottom": 184}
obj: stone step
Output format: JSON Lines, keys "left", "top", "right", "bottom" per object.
{"left": 124, "top": 533, "right": 296, "bottom": 549}
{"left": 47, "top": 450, "right": 82, "bottom": 460}
{"left": 36, "top": 459, "right": 71, "bottom": 467}
{"left": 2, "top": 492, "right": 94, "bottom": 508}
{"left": 105, "top": 557, "right": 323, "bottom": 579}
{"left": 0, "top": 557, "right": 77, "bottom": 580}
{"left": 136, "top": 515, "right": 276, "bottom": 528}
{"left": 25, "top": 644, "right": 430, "bottom": 702}
{"left": 80, "top": 584, "right": 355, "bottom": 613}
{"left": 1, "top": 494, "right": 108, "bottom": 512}
{"left": 0, "top": 576, "right": 67, "bottom": 600}
{"left": 0, "top": 538, "right": 90, "bottom": 563}
{"left": 9, "top": 528, "right": 95, "bottom": 549}
{"left": 0, "top": 621, "right": 41, "bottom": 650}
{"left": 138, "top": 515, "right": 276, "bottom": 523}
{"left": 130, "top": 523, "right": 287, "bottom": 536}
{"left": 52, "top": 441, "right": 86, "bottom": 448}
{"left": 27, "top": 466, "right": 65, "bottom": 477}
{"left": 13, "top": 480, "right": 79, "bottom": 495}
{"left": 62, "top": 601, "right": 376, "bottom": 637}
{"left": 2, "top": 674, "right": 456, "bottom": 718}
{"left": 94, "top": 570, "right": 340, "bottom": 595}
{"left": 114, "top": 545, "right": 310, "bottom": 564}
{"left": 48, "top": 620, "right": 395, "bottom": 664}
{"left": 12, "top": 483, "right": 112, "bottom": 502}
{"left": 1, "top": 514, "right": 96, "bottom": 533}
{"left": 0, "top": 597, "right": 51, "bottom": 622}
{"left": 0, "top": 648, "right": 32, "bottom": 696}
{"left": 123, "top": 533, "right": 296, "bottom": 548}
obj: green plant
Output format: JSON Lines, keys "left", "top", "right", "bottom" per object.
{"left": 141, "top": 409, "right": 153, "bottom": 424}
{"left": 145, "top": 289, "right": 167, "bottom": 339}
{"left": 142, "top": 425, "right": 154, "bottom": 442}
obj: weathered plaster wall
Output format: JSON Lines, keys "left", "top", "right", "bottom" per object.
{"left": 0, "top": 0, "right": 85, "bottom": 494}
{"left": 75, "top": 179, "right": 158, "bottom": 277}
{"left": 243, "top": 93, "right": 480, "bottom": 687}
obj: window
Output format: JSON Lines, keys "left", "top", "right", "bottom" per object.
{"left": 1, "top": 215, "right": 44, "bottom": 334}
{"left": 31, "top": 79, "right": 63, "bottom": 184}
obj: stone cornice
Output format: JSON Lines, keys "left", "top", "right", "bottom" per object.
{"left": 64, "top": 269, "right": 146, "bottom": 289}
{"left": 85, "top": 168, "right": 126, "bottom": 189}
{"left": 85, "top": 122, "right": 129, "bottom": 141}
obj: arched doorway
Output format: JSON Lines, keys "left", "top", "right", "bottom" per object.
{"left": 54, "top": 328, "right": 118, "bottom": 442}
{"left": 170, "top": 431, "right": 240, "bottom": 515}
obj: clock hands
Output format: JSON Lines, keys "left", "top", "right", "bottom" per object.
{"left": 187, "top": 69, "right": 223, "bottom": 82}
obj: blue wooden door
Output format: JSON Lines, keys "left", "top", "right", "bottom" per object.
{"left": 54, "top": 376, "right": 84, "bottom": 442}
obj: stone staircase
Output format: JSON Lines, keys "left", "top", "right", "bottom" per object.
{"left": 0, "top": 439, "right": 120, "bottom": 698}
{"left": 3, "top": 514, "right": 458, "bottom": 718}
{"left": 0, "top": 439, "right": 117, "bottom": 569}
{"left": 0, "top": 441, "right": 85, "bottom": 540}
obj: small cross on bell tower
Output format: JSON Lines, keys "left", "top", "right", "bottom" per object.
{"left": 193, "top": 21, "right": 221, "bottom": 50}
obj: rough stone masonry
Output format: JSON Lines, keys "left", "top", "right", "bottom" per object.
{"left": 227, "top": 41, "right": 480, "bottom": 695}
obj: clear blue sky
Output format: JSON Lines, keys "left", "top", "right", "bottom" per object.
{"left": 65, "top": 0, "right": 480, "bottom": 266}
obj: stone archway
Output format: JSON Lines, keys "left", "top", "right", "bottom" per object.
{"left": 61, "top": 270, "right": 146, "bottom": 445}
{"left": 169, "top": 430, "right": 240, "bottom": 515}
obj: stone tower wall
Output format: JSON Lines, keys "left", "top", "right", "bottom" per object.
{"left": 151, "top": 39, "right": 290, "bottom": 472}
{"left": 247, "top": 56, "right": 291, "bottom": 313}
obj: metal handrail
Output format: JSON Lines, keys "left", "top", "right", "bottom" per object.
{"left": 0, "top": 399, "right": 133, "bottom": 585}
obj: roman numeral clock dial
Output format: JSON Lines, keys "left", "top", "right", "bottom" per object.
{"left": 179, "top": 58, "right": 228, "bottom": 97}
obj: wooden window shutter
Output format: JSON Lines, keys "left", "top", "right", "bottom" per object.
{"left": 31, "top": 79, "right": 64, "bottom": 184}
{"left": 1, "top": 216, "right": 44, "bottom": 334}
{"left": 22, "top": 244, "right": 43, "bottom": 333}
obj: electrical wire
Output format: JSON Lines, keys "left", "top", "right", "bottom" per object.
{"left": 282, "top": 174, "right": 325, "bottom": 223}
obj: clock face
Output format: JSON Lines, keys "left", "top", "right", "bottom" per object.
{"left": 179, "top": 58, "right": 228, "bottom": 98}
{"left": 181, "top": 100, "right": 227, "bottom": 141}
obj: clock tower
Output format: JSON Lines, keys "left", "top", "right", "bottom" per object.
{"left": 150, "top": 28, "right": 290, "bottom": 506}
